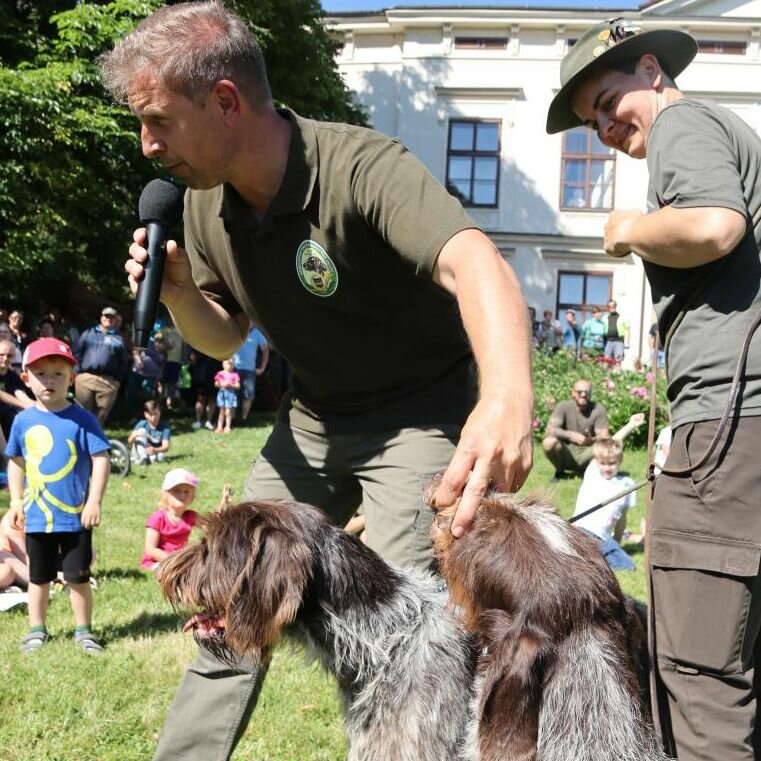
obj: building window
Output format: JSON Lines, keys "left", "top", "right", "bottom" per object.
{"left": 446, "top": 119, "right": 501, "bottom": 207}
{"left": 560, "top": 127, "right": 615, "bottom": 210}
{"left": 697, "top": 40, "right": 746, "bottom": 55}
{"left": 556, "top": 271, "right": 612, "bottom": 323}
{"left": 454, "top": 36, "right": 508, "bottom": 50}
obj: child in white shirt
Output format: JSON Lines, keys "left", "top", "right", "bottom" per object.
{"left": 572, "top": 438, "right": 636, "bottom": 571}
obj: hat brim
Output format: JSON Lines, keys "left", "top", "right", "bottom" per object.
{"left": 546, "top": 29, "right": 698, "bottom": 134}
{"left": 23, "top": 353, "right": 76, "bottom": 369}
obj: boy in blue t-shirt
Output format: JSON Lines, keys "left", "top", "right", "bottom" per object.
{"left": 6, "top": 338, "right": 110, "bottom": 654}
{"left": 128, "top": 399, "right": 171, "bottom": 465}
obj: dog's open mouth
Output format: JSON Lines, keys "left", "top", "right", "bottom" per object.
{"left": 182, "top": 611, "right": 226, "bottom": 637}
{"left": 181, "top": 610, "right": 242, "bottom": 665}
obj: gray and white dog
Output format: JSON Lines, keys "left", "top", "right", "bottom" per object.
{"left": 157, "top": 496, "right": 667, "bottom": 761}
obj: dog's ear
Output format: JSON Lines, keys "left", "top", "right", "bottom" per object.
{"left": 225, "top": 515, "right": 313, "bottom": 653}
{"left": 156, "top": 541, "right": 207, "bottom": 611}
{"left": 478, "top": 611, "right": 551, "bottom": 761}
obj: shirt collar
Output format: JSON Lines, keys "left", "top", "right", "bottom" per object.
{"left": 218, "top": 109, "right": 318, "bottom": 223}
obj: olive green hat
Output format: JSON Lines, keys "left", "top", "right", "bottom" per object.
{"left": 546, "top": 17, "right": 697, "bottom": 134}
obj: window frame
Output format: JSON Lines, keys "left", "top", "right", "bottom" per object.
{"left": 696, "top": 40, "right": 747, "bottom": 55}
{"left": 453, "top": 36, "right": 508, "bottom": 50}
{"left": 559, "top": 127, "right": 616, "bottom": 212}
{"left": 445, "top": 118, "right": 502, "bottom": 209}
{"left": 555, "top": 270, "right": 613, "bottom": 322}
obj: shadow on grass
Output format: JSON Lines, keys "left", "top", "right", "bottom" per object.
{"left": 104, "top": 610, "right": 183, "bottom": 641}
{"left": 622, "top": 540, "right": 646, "bottom": 556}
{"left": 107, "top": 410, "right": 276, "bottom": 437}
{"left": 128, "top": 453, "right": 192, "bottom": 470}
{"left": 98, "top": 567, "right": 148, "bottom": 582}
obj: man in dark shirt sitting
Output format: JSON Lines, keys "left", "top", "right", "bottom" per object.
{"left": 542, "top": 379, "right": 610, "bottom": 479}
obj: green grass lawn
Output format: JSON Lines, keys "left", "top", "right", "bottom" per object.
{"left": 0, "top": 416, "right": 651, "bottom": 760}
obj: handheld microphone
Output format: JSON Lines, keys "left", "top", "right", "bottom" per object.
{"left": 133, "top": 179, "right": 184, "bottom": 349}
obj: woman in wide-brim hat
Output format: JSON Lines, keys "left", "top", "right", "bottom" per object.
{"left": 546, "top": 16, "right": 761, "bottom": 761}
{"left": 546, "top": 17, "right": 697, "bottom": 136}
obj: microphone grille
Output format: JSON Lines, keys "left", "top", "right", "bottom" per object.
{"left": 139, "top": 179, "right": 184, "bottom": 226}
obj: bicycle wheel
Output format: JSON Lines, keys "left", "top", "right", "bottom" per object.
{"left": 109, "top": 439, "right": 131, "bottom": 478}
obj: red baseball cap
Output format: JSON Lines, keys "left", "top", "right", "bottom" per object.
{"left": 22, "top": 338, "right": 76, "bottom": 369}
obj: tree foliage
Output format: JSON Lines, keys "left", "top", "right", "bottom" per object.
{"left": 0, "top": 0, "right": 366, "bottom": 306}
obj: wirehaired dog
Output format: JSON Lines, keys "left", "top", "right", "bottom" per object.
{"left": 156, "top": 500, "right": 477, "bottom": 761}
{"left": 157, "top": 495, "right": 664, "bottom": 761}
{"left": 430, "top": 490, "right": 666, "bottom": 761}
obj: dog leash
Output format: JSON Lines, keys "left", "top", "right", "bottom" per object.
{"left": 643, "top": 332, "right": 665, "bottom": 748}
{"left": 567, "top": 478, "right": 650, "bottom": 525}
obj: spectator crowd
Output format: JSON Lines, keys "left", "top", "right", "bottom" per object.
{"left": 0, "top": 302, "right": 281, "bottom": 461}
{"left": 530, "top": 299, "right": 631, "bottom": 365}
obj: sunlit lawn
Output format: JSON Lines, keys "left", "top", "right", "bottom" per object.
{"left": 0, "top": 415, "right": 650, "bottom": 760}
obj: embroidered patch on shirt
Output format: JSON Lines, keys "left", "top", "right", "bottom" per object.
{"left": 296, "top": 240, "right": 338, "bottom": 298}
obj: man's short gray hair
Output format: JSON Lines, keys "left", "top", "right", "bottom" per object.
{"left": 98, "top": 1, "right": 271, "bottom": 108}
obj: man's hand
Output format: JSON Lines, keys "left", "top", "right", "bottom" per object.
{"left": 80, "top": 501, "right": 101, "bottom": 529}
{"left": 568, "top": 431, "right": 589, "bottom": 446}
{"left": 604, "top": 210, "right": 643, "bottom": 258}
{"left": 127, "top": 229, "right": 193, "bottom": 308}
{"left": 431, "top": 396, "right": 533, "bottom": 538}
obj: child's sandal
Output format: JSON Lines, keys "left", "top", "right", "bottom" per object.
{"left": 74, "top": 633, "right": 104, "bottom": 655}
{"left": 20, "top": 630, "right": 48, "bottom": 654}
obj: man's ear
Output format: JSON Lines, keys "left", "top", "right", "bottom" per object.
{"left": 637, "top": 53, "right": 664, "bottom": 88}
{"left": 212, "top": 80, "right": 242, "bottom": 125}
{"left": 20, "top": 371, "right": 29, "bottom": 387}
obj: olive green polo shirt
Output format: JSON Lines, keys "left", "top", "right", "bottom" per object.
{"left": 184, "top": 110, "right": 479, "bottom": 432}
{"left": 646, "top": 100, "right": 761, "bottom": 428}
{"left": 549, "top": 399, "right": 608, "bottom": 440}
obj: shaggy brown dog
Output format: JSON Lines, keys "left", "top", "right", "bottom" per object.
{"left": 429, "top": 490, "right": 661, "bottom": 761}
{"left": 156, "top": 500, "right": 477, "bottom": 761}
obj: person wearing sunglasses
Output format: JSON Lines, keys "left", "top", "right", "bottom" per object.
{"left": 542, "top": 380, "right": 610, "bottom": 480}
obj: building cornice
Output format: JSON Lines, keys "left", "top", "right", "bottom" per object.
{"left": 327, "top": 9, "right": 761, "bottom": 33}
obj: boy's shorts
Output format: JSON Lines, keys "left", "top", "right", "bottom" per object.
{"left": 26, "top": 530, "right": 92, "bottom": 585}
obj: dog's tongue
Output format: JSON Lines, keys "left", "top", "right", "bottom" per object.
{"left": 183, "top": 613, "right": 226, "bottom": 635}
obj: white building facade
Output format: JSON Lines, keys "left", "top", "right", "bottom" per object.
{"left": 327, "top": 0, "right": 761, "bottom": 364}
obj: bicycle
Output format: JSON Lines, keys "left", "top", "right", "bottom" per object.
{"left": 108, "top": 438, "right": 131, "bottom": 478}
{"left": 68, "top": 396, "right": 131, "bottom": 478}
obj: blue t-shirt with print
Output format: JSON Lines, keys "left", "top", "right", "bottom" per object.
{"left": 132, "top": 419, "right": 171, "bottom": 448}
{"left": 6, "top": 404, "right": 110, "bottom": 533}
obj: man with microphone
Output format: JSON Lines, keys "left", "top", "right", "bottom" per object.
{"left": 547, "top": 17, "right": 761, "bottom": 760}
{"left": 99, "top": 2, "right": 533, "bottom": 759}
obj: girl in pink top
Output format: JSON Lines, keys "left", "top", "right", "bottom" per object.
{"left": 213, "top": 358, "right": 240, "bottom": 434}
{"left": 141, "top": 470, "right": 234, "bottom": 571}
{"left": 141, "top": 468, "right": 200, "bottom": 571}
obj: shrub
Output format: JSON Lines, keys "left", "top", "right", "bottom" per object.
{"left": 531, "top": 350, "right": 670, "bottom": 449}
